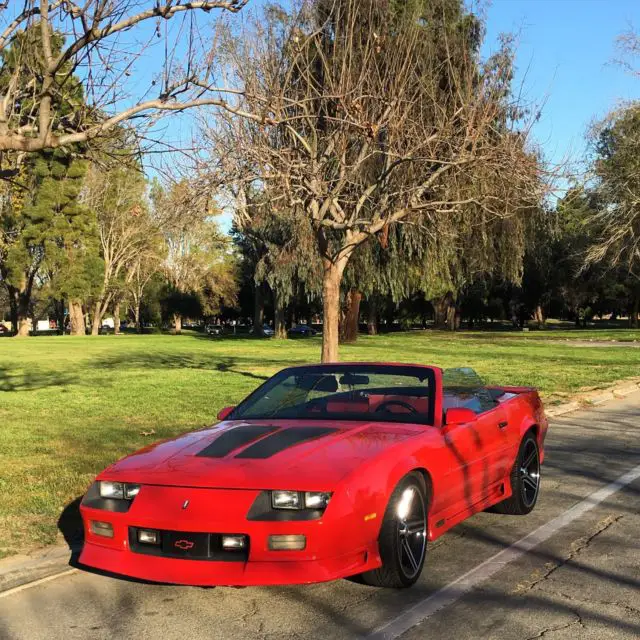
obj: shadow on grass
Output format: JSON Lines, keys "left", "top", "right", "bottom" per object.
{"left": 0, "top": 365, "right": 77, "bottom": 392}
{"left": 92, "top": 352, "right": 293, "bottom": 382}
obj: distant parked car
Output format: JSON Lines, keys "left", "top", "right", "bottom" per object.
{"left": 205, "top": 324, "right": 224, "bottom": 336}
{"left": 287, "top": 324, "right": 317, "bottom": 337}
{"left": 262, "top": 324, "right": 275, "bottom": 337}
{"left": 250, "top": 324, "right": 275, "bottom": 337}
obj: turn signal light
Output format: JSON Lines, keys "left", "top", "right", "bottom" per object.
{"left": 90, "top": 520, "right": 114, "bottom": 538}
{"left": 268, "top": 535, "right": 306, "bottom": 551}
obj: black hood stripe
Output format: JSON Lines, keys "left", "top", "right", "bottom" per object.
{"left": 197, "top": 425, "right": 279, "bottom": 458}
{"left": 235, "top": 426, "right": 338, "bottom": 459}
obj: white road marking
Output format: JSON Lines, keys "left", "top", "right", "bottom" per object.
{"left": 0, "top": 568, "right": 77, "bottom": 600}
{"left": 367, "top": 462, "right": 640, "bottom": 640}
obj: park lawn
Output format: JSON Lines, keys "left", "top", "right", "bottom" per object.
{"left": 1, "top": 330, "right": 640, "bottom": 558}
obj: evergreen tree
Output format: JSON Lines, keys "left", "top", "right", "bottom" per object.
{"left": 1, "top": 150, "right": 101, "bottom": 335}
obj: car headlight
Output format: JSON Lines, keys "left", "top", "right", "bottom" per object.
{"left": 304, "top": 491, "right": 331, "bottom": 509}
{"left": 270, "top": 490, "right": 332, "bottom": 511}
{"left": 271, "top": 490, "right": 301, "bottom": 510}
{"left": 99, "top": 481, "right": 141, "bottom": 500}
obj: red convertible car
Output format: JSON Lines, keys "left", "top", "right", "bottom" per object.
{"left": 79, "top": 363, "right": 548, "bottom": 588}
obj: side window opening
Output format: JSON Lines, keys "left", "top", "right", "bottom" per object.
{"left": 442, "top": 367, "right": 499, "bottom": 414}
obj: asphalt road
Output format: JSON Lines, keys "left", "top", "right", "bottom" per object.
{"left": 1, "top": 395, "right": 639, "bottom": 640}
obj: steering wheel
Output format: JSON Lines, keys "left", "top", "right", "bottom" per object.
{"left": 374, "top": 400, "right": 418, "bottom": 415}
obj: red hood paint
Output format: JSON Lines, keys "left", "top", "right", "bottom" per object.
{"left": 99, "top": 419, "right": 426, "bottom": 490}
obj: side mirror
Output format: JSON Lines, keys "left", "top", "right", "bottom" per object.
{"left": 445, "top": 407, "right": 477, "bottom": 425}
{"left": 217, "top": 406, "right": 236, "bottom": 421}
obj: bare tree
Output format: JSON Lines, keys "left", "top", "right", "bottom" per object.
{"left": 82, "top": 162, "right": 159, "bottom": 333}
{"left": 205, "top": 0, "right": 544, "bottom": 361}
{"left": 128, "top": 249, "right": 163, "bottom": 333}
{"left": 0, "top": 0, "right": 269, "bottom": 154}
{"left": 614, "top": 25, "right": 640, "bottom": 77}
{"left": 152, "top": 178, "right": 232, "bottom": 332}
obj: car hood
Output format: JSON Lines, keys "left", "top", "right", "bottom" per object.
{"left": 99, "top": 419, "right": 425, "bottom": 490}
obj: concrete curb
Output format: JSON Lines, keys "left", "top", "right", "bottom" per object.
{"left": 546, "top": 380, "right": 640, "bottom": 418}
{"left": 2, "top": 380, "right": 640, "bottom": 595}
{"left": 0, "top": 544, "right": 80, "bottom": 594}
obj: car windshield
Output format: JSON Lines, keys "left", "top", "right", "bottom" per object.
{"left": 229, "top": 364, "right": 436, "bottom": 425}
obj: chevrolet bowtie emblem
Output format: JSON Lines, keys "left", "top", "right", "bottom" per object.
{"left": 182, "top": 500, "right": 189, "bottom": 509}
{"left": 174, "top": 539, "right": 194, "bottom": 550}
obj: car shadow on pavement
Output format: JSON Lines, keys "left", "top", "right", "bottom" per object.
{"left": 57, "top": 496, "right": 84, "bottom": 563}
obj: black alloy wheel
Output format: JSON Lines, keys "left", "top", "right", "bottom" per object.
{"left": 493, "top": 432, "right": 541, "bottom": 515}
{"left": 361, "top": 472, "right": 428, "bottom": 588}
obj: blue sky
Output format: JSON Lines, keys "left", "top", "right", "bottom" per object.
{"left": 483, "top": 0, "right": 640, "bottom": 167}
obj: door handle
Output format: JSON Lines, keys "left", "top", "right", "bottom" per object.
{"left": 498, "top": 421, "right": 508, "bottom": 429}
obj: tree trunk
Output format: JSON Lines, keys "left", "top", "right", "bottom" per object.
{"left": 433, "top": 292, "right": 456, "bottom": 330}
{"left": 340, "top": 289, "right": 361, "bottom": 344}
{"left": 453, "top": 308, "right": 461, "bottom": 330}
{"left": 274, "top": 297, "right": 287, "bottom": 339}
{"left": 113, "top": 302, "right": 121, "bottom": 335}
{"left": 630, "top": 296, "right": 639, "bottom": 328}
{"left": 174, "top": 313, "right": 182, "bottom": 334}
{"left": 7, "top": 284, "right": 32, "bottom": 337}
{"left": 134, "top": 302, "right": 142, "bottom": 333}
{"left": 321, "top": 258, "right": 348, "bottom": 363}
{"left": 253, "top": 285, "right": 264, "bottom": 336}
{"left": 533, "top": 304, "right": 544, "bottom": 327}
{"left": 9, "top": 295, "right": 18, "bottom": 334}
{"left": 367, "top": 297, "right": 378, "bottom": 336}
{"left": 53, "top": 298, "right": 65, "bottom": 334}
{"left": 15, "top": 293, "right": 30, "bottom": 336}
{"left": 90, "top": 303, "right": 102, "bottom": 336}
{"left": 69, "top": 300, "right": 85, "bottom": 336}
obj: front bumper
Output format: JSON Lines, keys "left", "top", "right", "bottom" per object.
{"left": 79, "top": 540, "right": 375, "bottom": 586}
{"left": 79, "top": 484, "right": 380, "bottom": 586}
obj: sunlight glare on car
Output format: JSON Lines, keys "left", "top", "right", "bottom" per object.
{"left": 397, "top": 488, "right": 414, "bottom": 520}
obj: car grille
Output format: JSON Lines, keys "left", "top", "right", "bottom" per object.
{"left": 128, "top": 527, "right": 249, "bottom": 561}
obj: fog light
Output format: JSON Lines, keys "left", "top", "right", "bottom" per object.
{"left": 268, "top": 535, "right": 306, "bottom": 551}
{"left": 221, "top": 535, "right": 247, "bottom": 550}
{"left": 90, "top": 520, "right": 114, "bottom": 538}
{"left": 138, "top": 529, "right": 159, "bottom": 545}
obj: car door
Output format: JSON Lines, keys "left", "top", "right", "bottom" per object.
{"left": 471, "top": 402, "right": 511, "bottom": 498}
{"left": 434, "top": 417, "right": 489, "bottom": 519}
{"left": 434, "top": 373, "right": 512, "bottom": 515}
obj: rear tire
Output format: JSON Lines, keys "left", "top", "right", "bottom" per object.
{"left": 360, "top": 472, "right": 428, "bottom": 588}
{"left": 493, "top": 432, "right": 540, "bottom": 515}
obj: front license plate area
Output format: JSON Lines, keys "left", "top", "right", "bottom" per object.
{"left": 162, "top": 531, "right": 210, "bottom": 559}
{"left": 128, "top": 527, "right": 248, "bottom": 561}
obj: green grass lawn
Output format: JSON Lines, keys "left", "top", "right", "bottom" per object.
{"left": 1, "top": 330, "right": 640, "bottom": 558}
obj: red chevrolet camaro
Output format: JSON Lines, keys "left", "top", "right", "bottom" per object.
{"left": 79, "top": 363, "right": 548, "bottom": 588}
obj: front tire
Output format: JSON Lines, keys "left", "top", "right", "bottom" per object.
{"left": 493, "top": 432, "right": 541, "bottom": 515}
{"left": 361, "top": 472, "right": 428, "bottom": 588}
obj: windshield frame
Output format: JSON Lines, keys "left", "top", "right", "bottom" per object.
{"left": 227, "top": 363, "right": 437, "bottom": 425}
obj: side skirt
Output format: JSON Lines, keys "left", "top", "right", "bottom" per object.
{"left": 427, "top": 480, "right": 513, "bottom": 541}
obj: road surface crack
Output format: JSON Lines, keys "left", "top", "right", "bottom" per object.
{"left": 524, "top": 612, "right": 586, "bottom": 639}
{"left": 514, "top": 514, "right": 623, "bottom": 593}
{"left": 549, "top": 590, "right": 640, "bottom": 618}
